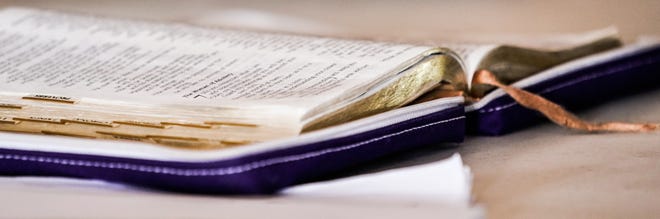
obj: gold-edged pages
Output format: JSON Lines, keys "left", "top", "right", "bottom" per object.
{"left": 0, "top": 8, "right": 440, "bottom": 150}
{"left": 0, "top": 50, "right": 449, "bottom": 150}
{"left": 0, "top": 95, "right": 261, "bottom": 150}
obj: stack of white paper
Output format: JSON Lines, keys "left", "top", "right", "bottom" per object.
{"left": 0, "top": 154, "right": 480, "bottom": 219}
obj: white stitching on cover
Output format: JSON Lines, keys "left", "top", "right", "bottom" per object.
{"left": 478, "top": 102, "right": 517, "bottom": 113}
{"left": 478, "top": 59, "right": 648, "bottom": 114}
{"left": 0, "top": 116, "right": 465, "bottom": 177}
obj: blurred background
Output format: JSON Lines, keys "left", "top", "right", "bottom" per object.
{"left": 1, "top": 0, "right": 659, "bottom": 44}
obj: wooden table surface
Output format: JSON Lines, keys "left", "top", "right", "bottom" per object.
{"left": 1, "top": 1, "right": 659, "bottom": 218}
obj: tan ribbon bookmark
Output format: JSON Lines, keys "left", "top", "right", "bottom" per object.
{"left": 473, "top": 70, "right": 658, "bottom": 132}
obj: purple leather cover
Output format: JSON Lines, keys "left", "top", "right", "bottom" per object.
{"left": 0, "top": 106, "right": 465, "bottom": 194}
{"left": 1, "top": 45, "right": 658, "bottom": 194}
{"left": 468, "top": 45, "right": 660, "bottom": 135}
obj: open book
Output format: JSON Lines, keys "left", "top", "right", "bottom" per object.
{"left": 0, "top": 7, "right": 621, "bottom": 150}
{"left": 0, "top": 7, "right": 658, "bottom": 193}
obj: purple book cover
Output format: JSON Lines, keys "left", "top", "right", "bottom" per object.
{"left": 0, "top": 6, "right": 657, "bottom": 193}
{"left": 468, "top": 43, "right": 660, "bottom": 135}
{"left": 0, "top": 44, "right": 658, "bottom": 194}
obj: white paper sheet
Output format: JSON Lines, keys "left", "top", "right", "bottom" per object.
{"left": 0, "top": 153, "right": 480, "bottom": 219}
{"left": 284, "top": 153, "right": 473, "bottom": 208}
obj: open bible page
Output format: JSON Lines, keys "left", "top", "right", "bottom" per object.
{"left": 436, "top": 43, "right": 498, "bottom": 89}
{"left": 435, "top": 28, "right": 618, "bottom": 90}
{"left": 0, "top": 8, "right": 431, "bottom": 113}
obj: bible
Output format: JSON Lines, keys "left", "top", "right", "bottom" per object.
{"left": 0, "top": 7, "right": 620, "bottom": 148}
{"left": 0, "top": 7, "right": 657, "bottom": 193}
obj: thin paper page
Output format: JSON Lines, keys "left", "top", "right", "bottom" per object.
{"left": 437, "top": 43, "right": 499, "bottom": 89}
{"left": 434, "top": 28, "right": 617, "bottom": 90}
{"left": 0, "top": 7, "right": 430, "bottom": 111}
